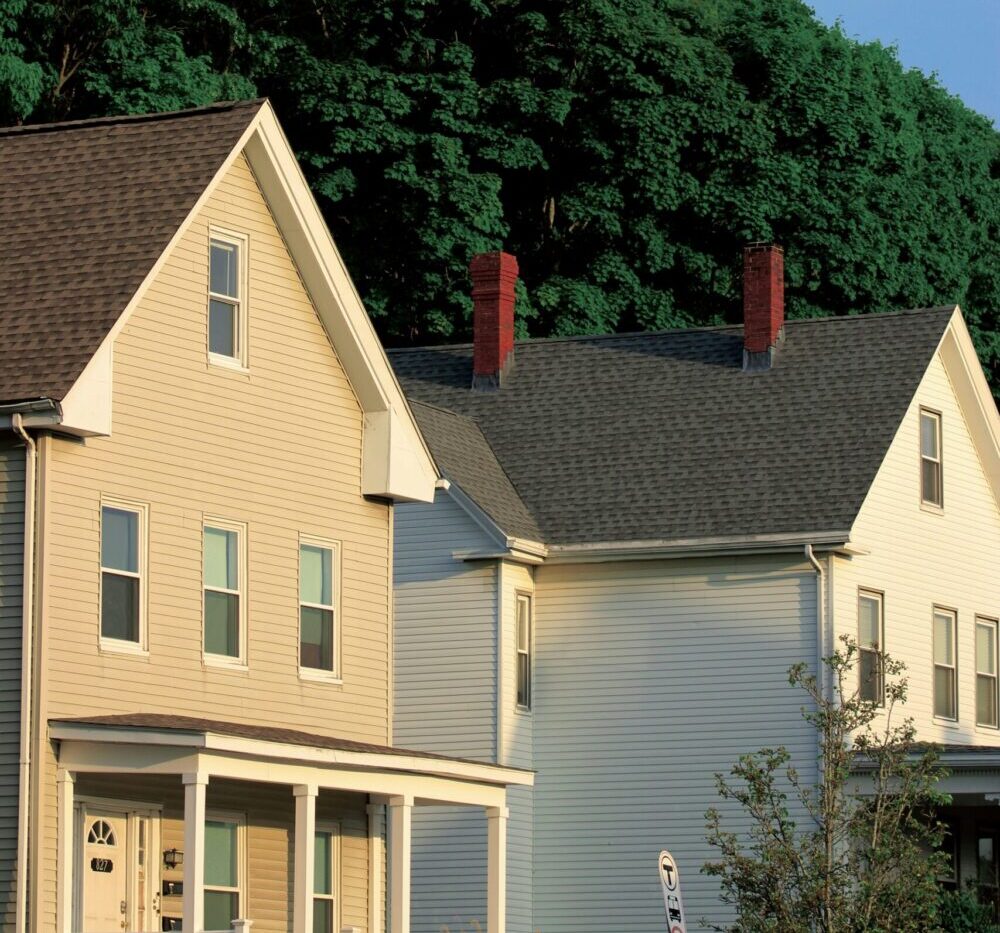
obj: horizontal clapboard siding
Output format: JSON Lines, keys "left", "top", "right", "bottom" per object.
{"left": 532, "top": 555, "right": 818, "bottom": 931}
{"left": 838, "top": 353, "right": 1000, "bottom": 742}
{"left": 0, "top": 440, "right": 23, "bottom": 930}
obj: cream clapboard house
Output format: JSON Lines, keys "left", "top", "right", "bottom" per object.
{"left": 389, "top": 247, "right": 1000, "bottom": 930}
{"left": 0, "top": 101, "right": 531, "bottom": 933}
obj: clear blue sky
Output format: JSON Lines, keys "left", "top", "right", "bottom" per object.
{"left": 807, "top": 0, "right": 999, "bottom": 124}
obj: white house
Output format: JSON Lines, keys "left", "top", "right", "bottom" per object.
{"left": 389, "top": 246, "right": 1000, "bottom": 930}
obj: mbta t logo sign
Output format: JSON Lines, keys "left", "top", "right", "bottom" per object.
{"left": 658, "top": 850, "right": 687, "bottom": 933}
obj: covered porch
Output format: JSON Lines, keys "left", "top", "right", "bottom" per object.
{"left": 49, "top": 714, "right": 533, "bottom": 933}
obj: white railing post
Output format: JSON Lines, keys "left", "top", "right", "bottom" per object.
{"left": 293, "top": 784, "right": 318, "bottom": 933}
{"left": 486, "top": 806, "right": 509, "bottom": 933}
{"left": 182, "top": 772, "right": 208, "bottom": 933}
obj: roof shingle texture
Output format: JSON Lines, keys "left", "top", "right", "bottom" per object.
{"left": 0, "top": 100, "right": 263, "bottom": 403}
{"left": 390, "top": 308, "right": 956, "bottom": 546}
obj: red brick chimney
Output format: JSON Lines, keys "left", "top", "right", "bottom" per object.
{"left": 471, "top": 251, "right": 519, "bottom": 389}
{"left": 743, "top": 243, "right": 784, "bottom": 371}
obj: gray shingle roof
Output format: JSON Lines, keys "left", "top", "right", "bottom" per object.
{"left": 0, "top": 100, "right": 264, "bottom": 403}
{"left": 390, "top": 308, "right": 957, "bottom": 547}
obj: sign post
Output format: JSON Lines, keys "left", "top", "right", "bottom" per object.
{"left": 658, "top": 850, "right": 687, "bottom": 933}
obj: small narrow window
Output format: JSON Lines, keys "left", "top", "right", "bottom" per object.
{"left": 204, "top": 816, "right": 243, "bottom": 929}
{"left": 976, "top": 617, "right": 999, "bottom": 728}
{"left": 858, "top": 591, "right": 884, "bottom": 705}
{"left": 204, "top": 522, "right": 245, "bottom": 663}
{"left": 300, "top": 541, "right": 337, "bottom": 673}
{"left": 920, "top": 410, "right": 943, "bottom": 507}
{"left": 101, "top": 502, "right": 145, "bottom": 646}
{"left": 313, "top": 826, "right": 339, "bottom": 933}
{"left": 933, "top": 608, "right": 958, "bottom": 720}
{"left": 209, "top": 233, "right": 246, "bottom": 366}
{"left": 516, "top": 593, "right": 532, "bottom": 709}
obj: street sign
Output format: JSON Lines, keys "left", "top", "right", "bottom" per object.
{"left": 658, "top": 850, "right": 687, "bottom": 933}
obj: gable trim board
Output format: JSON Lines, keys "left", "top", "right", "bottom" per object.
{"left": 4, "top": 100, "right": 437, "bottom": 504}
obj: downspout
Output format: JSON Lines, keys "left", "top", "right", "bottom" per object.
{"left": 12, "top": 414, "right": 35, "bottom": 933}
{"left": 804, "top": 544, "right": 826, "bottom": 701}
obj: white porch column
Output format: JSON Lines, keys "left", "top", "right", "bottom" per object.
{"left": 56, "top": 770, "right": 75, "bottom": 933}
{"left": 293, "top": 784, "right": 318, "bottom": 933}
{"left": 387, "top": 795, "right": 412, "bottom": 933}
{"left": 486, "top": 806, "right": 508, "bottom": 933}
{"left": 183, "top": 772, "right": 208, "bottom": 932}
{"left": 366, "top": 802, "right": 385, "bottom": 933}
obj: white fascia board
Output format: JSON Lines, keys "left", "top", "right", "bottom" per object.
{"left": 243, "top": 105, "right": 437, "bottom": 502}
{"left": 441, "top": 481, "right": 548, "bottom": 560}
{"left": 938, "top": 306, "right": 1000, "bottom": 512}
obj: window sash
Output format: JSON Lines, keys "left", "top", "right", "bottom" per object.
{"left": 976, "top": 619, "right": 999, "bottom": 728}
{"left": 313, "top": 825, "right": 339, "bottom": 933}
{"left": 100, "top": 502, "right": 145, "bottom": 646}
{"left": 203, "top": 522, "right": 245, "bottom": 661}
{"left": 920, "top": 410, "right": 943, "bottom": 506}
{"left": 933, "top": 609, "right": 958, "bottom": 720}
{"left": 516, "top": 594, "right": 532, "bottom": 709}
{"left": 208, "top": 232, "right": 246, "bottom": 364}
{"left": 204, "top": 815, "right": 243, "bottom": 928}
{"left": 300, "top": 541, "right": 337, "bottom": 673}
{"left": 858, "top": 591, "right": 884, "bottom": 706}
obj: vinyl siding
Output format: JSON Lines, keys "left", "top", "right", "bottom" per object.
{"left": 837, "top": 352, "right": 1000, "bottom": 743}
{"left": 393, "top": 491, "right": 496, "bottom": 931}
{"left": 532, "top": 556, "right": 819, "bottom": 932}
{"left": 72, "top": 774, "right": 370, "bottom": 933}
{"left": 35, "top": 153, "right": 391, "bottom": 927}
{"left": 0, "top": 439, "right": 24, "bottom": 929}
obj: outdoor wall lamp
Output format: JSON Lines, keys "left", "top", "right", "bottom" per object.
{"left": 163, "top": 848, "right": 183, "bottom": 869}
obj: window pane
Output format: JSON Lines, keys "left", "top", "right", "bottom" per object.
{"left": 301, "top": 545, "right": 332, "bottom": 606}
{"left": 204, "top": 890, "right": 238, "bottom": 930}
{"left": 314, "top": 831, "right": 333, "bottom": 896}
{"left": 313, "top": 898, "right": 333, "bottom": 933}
{"left": 101, "top": 573, "right": 139, "bottom": 642}
{"left": 859, "top": 649, "right": 881, "bottom": 703}
{"left": 210, "top": 241, "right": 239, "bottom": 298}
{"left": 859, "top": 596, "right": 880, "bottom": 648}
{"left": 977, "top": 675, "right": 998, "bottom": 728}
{"left": 978, "top": 624, "right": 997, "bottom": 676}
{"left": 517, "top": 598, "right": 529, "bottom": 652}
{"left": 934, "top": 613, "right": 954, "bottom": 665}
{"left": 209, "top": 298, "right": 237, "bottom": 358}
{"left": 205, "top": 820, "right": 238, "bottom": 887}
{"left": 921, "top": 413, "right": 939, "bottom": 459}
{"left": 979, "top": 836, "right": 996, "bottom": 886}
{"left": 517, "top": 652, "right": 530, "bottom": 707}
{"left": 300, "top": 606, "right": 333, "bottom": 670}
{"left": 922, "top": 459, "right": 942, "bottom": 505}
{"left": 205, "top": 527, "right": 239, "bottom": 590}
{"left": 934, "top": 667, "right": 956, "bottom": 719}
{"left": 205, "top": 591, "right": 239, "bottom": 656}
{"left": 102, "top": 507, "right": 138, "bottom": 573}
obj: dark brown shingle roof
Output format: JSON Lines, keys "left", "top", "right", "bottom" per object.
{"left": 389, "top": 308, "right": 957, "bottom": 546}
{"left": 0, "top": 100, "right": 264, "bottom": 403}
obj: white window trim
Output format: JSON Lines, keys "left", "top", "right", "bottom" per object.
{"left": 515, "top": 592, "right": 533, "bottom": 711}
{"left": 919, "top": 408, "right": 943, "bottom": 510}
{"left": 313, "top": 820, "right": 341, "bottom": 933}
{"left": 204, "top": 810, "right": 246, "bottom": 924}
{"left": 203, "top": 518, "right": 249, "bottom": 669}
{"left": 857, "top": 589, "right": 885, "bottom": 707}
{"left": 976, "top": 616, "right": 999, "bottom": 730}
{"left": 99, "top": 497, "right": 150, "bottom": 655}
{"left": 298, "top": 535, "right": 342, "bottom": 682}
{"left": 208, "top": 228, "right": 249, "bottom": 372}
{"left": 933, "top": 606, "right": 959, "bottom": 722}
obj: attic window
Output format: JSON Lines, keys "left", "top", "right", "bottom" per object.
{"left": 920, "top": 409, "right": 943, "bottom": 508}
{"left": 209, "top": 231, "right": 248, "bottom": 368}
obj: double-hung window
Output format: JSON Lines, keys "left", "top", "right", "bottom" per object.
{"left": 858, "top": 590, "right": 884, "bottom": 705}
{"left": 920, "top": 409, "right": 943, "bottom": 507}
{"left": 933, "top": 607, "right": 958, "bottom": 720}
{"left": 516, "top": 593, "right": 532, "bottom": 710}
{"left": 300, "top": 540, "right": 338, "bottom": 675}
{"left": 100, "top": 501, "right": 146, "bottom": 648}
{"left": 313, "top": 825, "right": 340, "bottom": 933}
{"left": 204, "top": 521, "right": 246, "bottom": 664}
{"left": 208, "top": 232, "right": 247, "bottom": 367}
{"left": 976, "top": 617, "right": 999, "bottom": 728}
{"left": 204, "top": 814, "right": 244, "bottom": 929}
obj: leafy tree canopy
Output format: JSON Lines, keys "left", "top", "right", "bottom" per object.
{"left": 3, "top": 0, "right": 999, "bottom": 389}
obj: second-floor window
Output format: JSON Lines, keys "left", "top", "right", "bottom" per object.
{"left": 516, "top": 593, "right": 532, "bottom": 709}
{"left": 209, "top": 232, "right": 247, "bottom": 367}
{"left": 976, "top": 617, "right": 999, "bottom": 728}
{"left": 100, "top": 501, "right": 146, "bottom": 647}
{"left": 204, "top": 522, "right": 245, "bottom": 664}
{"left": 300, "top": 540, "right": 337, "bottom": 674}
{"left": 933, "top": 607, "right": 958, "bottom": 720}
{"left": 920, "top": 409, "right": 943, "bottom": 507}
{"left": 858, "top": 590, "right": 884, "bottom": 705}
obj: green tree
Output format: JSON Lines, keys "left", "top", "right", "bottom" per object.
{"left": 704, "top": 638, "right": 949, "bottom": 932}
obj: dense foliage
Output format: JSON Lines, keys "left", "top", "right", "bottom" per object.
{"left": 3, "top": 0, "right": 998, "bottom": 388}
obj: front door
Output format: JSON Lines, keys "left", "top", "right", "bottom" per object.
{"left": 82, "top": 809, "right": 128, "bottom": 931}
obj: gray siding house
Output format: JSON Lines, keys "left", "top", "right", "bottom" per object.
{"left": 390, "top": 246, "right": 1000, "bottom": 930}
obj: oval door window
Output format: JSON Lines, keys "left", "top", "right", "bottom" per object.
{"left": 87, "top": 819, "right": 118, "bottom": 846}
